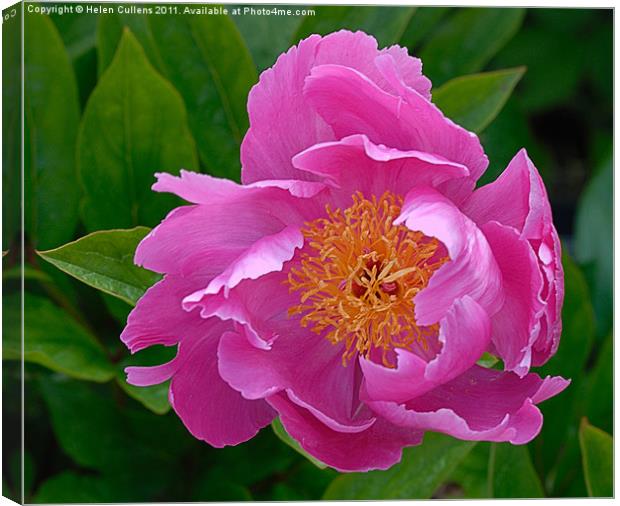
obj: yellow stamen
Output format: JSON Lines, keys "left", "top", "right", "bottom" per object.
{"left": 287, "top": 191, "right": 449, "bottom": 367}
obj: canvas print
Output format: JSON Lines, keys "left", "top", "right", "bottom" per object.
{"left": 2, "top": 2, "right": 613, "bottom": 502}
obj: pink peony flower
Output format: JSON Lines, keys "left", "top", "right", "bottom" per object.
{"left": 121, "top": 30, "right": 568, "bottom": 472}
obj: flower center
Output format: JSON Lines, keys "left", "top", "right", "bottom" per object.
{"left": 287, "top": 191, "right": 448, "bottom": 367}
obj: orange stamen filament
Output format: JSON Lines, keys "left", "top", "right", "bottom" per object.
{"left": 287, "top": 191, "right": 449, "bottom": 367}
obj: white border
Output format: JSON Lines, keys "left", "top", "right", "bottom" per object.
{"left": 0, "top": 1, "right": 615, "bottom": 506}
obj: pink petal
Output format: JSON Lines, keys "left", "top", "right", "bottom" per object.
{"left": 481, "top": 221, "right": 545, "bottom": 376}
{"left": 394, "top": 186, "right": 504, "bottom": 325}
{"left": 125, "top": 319, "right": 275, "bottom": 447}
{"left": 462, "top": 149, "right": 564, "bottom": 367}
{"left": 183, "top": 284, "right": 274, "bottom": 351}
{"left": 315, "top": 30, "right": 431, "bottom": 99}
{"left": 121, "top": 273, "right": 215, "bottom": 353}
{"left": 135, "top": 174, "right": 323, "bottom": 276}
{"left": 462, "top": 149, "right": 532, "bottom": 229}
{"left": 292, "top": 133, "right": 469, "bottom": 206}
{"left": 183, "top": 270, "right": 297, "bottom": 350}
{"left": 532, "top": 232, "right": 564, "bottom": 365}
{"left": 248, "top": 179, "right": 327, "bottom": 198}
{"left": 361, "top": 296, "right": 491, "bottom": 403}
{"left": 374, "top": 48, "right": 431, "bottom": 100}
{"left": 201, "top": 266, "right": 376, "bottom": 433}
{"left": 535, "top": 297, "right": 561, "bottom": 362}
{"left": 368, "top": 366, "right": 570, "bottom": 444}
{"left": 241, "top": 34, "right": 330, "bottom": 184}
{"left": 217, "top": 318, "right": 375, "bottom": 433}
{"left": 172, "top": 338, "right": 275, "bottom": 446}
{"left": 189, "top": 225, "right": 303, "bottom": 299}
{"left": 286, "top": 389, "right": 375, "bottom": 434}
{"left": 217, "top": 329, "right": 287, "bottom": 399}
{"left": 303, "top": 64, "right": 488, "bottom": 186}
{"left": 154, "top": 170, "right": 326, "bottom": 203}
{"left": 268, "top": 392, "right": 423, "bottom": 472}
{"left": 125, "top": 355, "right": 180, "bottom": 387}
{"left": 241, "top": 30, "right": 431, "bottom": 184}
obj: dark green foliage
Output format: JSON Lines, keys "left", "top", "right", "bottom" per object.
{"left": 294, "top": 6, "right": 415, "bottom": 47}
{"left": 420, "top": 8, "right": 525, "bottom": 86}
{"left": 490, "top": 444, "right": 544, "bottom": 498}
{"left": 24, "top": 13, "right": 81, "bottom": 250}
{"left": 4, "top": 293, "right": 115, "bottom": 382}
{"left": 97, "top": 7, "right": 257, "bottom": 180}
{"left": 38, "top": 227, "right": 159, "bottom": 306}
{"left": 115, "top": 345, "right": 175, "bottom": 415}
{"left": 79, "top": 30, "right": 198, "bottom": 231}
{"left": 575, "top": 151, "right": 613, "bottom": 337}
{"left": 531, "top": 253, "right": 596, "bottom": 493}
{"left": 433, "top": 67, "right": 525, "bottom": 133}
{"left": 579, "top": 420, "right": 613, "bottom": 497}
{"left": 6, "top": 5, "right": 612, "bottom": 502}
{"left": 50, "top": 11, "right": 99, "bottom": 108}
{"left": 324, "top": 434, "right": 476, "bottom": 499}
{"left": 2, "top": 4, "right": 21, "bottom": 252}
{"left": 233, "top": 6, "right": 301, "bottom": 72}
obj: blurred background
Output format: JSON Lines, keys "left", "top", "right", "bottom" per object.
{"left": 3, "top": 4, "right": 613, "bottom": 501}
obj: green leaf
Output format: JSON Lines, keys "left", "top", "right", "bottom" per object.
{"left": 234, "top": 8, "right": 302, "bottom": 71}
{"left": 10, "top": 450, "right": 34, "bottom": 499}
{"left": 539, "top": 251, "right": 595, "bottom": 379}
{"left": 50, "top": 12, "right": 98, "bottom": 61}
{"left": 191, "top": 468, "right": 253, "bottom": 501}
{"left": 50, "top": 11, "right": 99, "bottom": 107}
{"left": 268, "top": 460, "right": 336, "bottom": 500}
{"left": 37, "top": 227, "right": 159, "bottom": 306}
{"left": 579, "top": 419, "right": 613, "bottom": 497}
{"left": 102, "top": 292, "right": 132, "bottom": 322}
{"left": 2, "top": 5, "right": 21, "bottom": 251}
{"left": 584, "top": 333, "right": 612, "bottom": 434}
{"left": 489, "top": 443, "right": 544, "bottom": 498}
{"left": 3, "top": 293, "right": 115, "bottom": 382}
{"left": 476, "top": 352, "right": 499, "bottom": 369}
{"left": 25, "top": 13, "right": 81, "bottom": 249}
{"left": 433, "top": 67, "right": 525, "bottom": 133}
{"left": 97, "top": 11, "right": 256, "bottom": 180}
{"left": 444, "top": 443, "right": 491, "bottom": 498}
{"left": 271, "top": 418, "right": 327, "bottom": 469}
{"left": 3, "top": 264, "right": 52, "bottom": 283}
{"left": 574, "top": 149, "right": 613, "bottom": 337}
{"left": 586, "top": 14, "right": 612, "bottom": 101}
{"left": 294, "top": 6, "right": 416, "bottom": 48}
{"left": 39, "top": 377, "right": 192, "bottom": 474}
{"left": 533, "top": 252, "right": 595, "bottom": 489}
{"left": 204, "top": 428, "right": 297, "bottom": 488}
{"left": 440, "top": 441, "right": 544, "bottom": 499}
{"left": 493, "top": 24, "right": 586, "bottom": 112}
{"left": 117, "top": 379, "right": 170, "bottom": 416}
{"left": 33, "top": 472, "right": 118, "bottom": 503}
{"left": 32, "top": 467, "right": 171, "bottom": 503}
{"left": 79, "top": 29, "right": 198, "bottom": 232}
{"left": 531, "top": 8, "right": 598, "bottom": 33}
{"left": 447, "top": 442, "right": 544, "bottom": 499}
{"left": 323, "top": 433, "right": 475, "bottom": 499}
{"left": 116, "top": 346, "right": 175, "bottom": 415}
{"left": 420, "top": 8, "right": 525, "bottom": 85}
{"left": 399, "top": 7, "right": 450, "bottom": 49}
{"left": 97, "top": 11, "right": 165, "bottom": 77}
{"left": 147, "top": 13, "right": 257, "bottom": 179}
{"left": 478, "top": 97, "right": 551, "bottom": 187}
